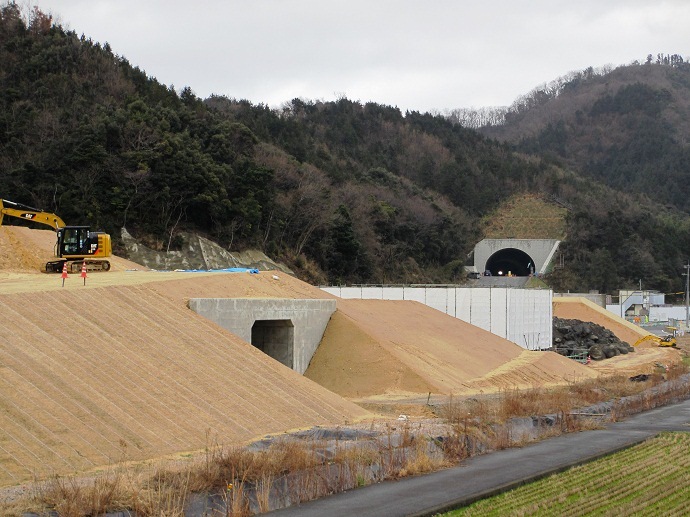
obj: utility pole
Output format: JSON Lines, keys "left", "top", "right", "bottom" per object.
{"left": 683, "top": 260, "right": 690, "bottom": 330}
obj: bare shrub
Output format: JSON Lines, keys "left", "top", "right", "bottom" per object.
{"left": 398, "top": 439, "right": 445, "bottom": 477}
{"left": 32, "top": 475, "right": 127, "bottom": 517}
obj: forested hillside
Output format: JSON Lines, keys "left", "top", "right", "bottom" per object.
{"left": 476, "top": 58, "right": 690, "bottom": 211}
{"left": 2, "top": 4, "right": 690, "bottom": 295}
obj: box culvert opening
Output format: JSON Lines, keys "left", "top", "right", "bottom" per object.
{"left": 251, "top": 319, "right": 295, "bottom": 368}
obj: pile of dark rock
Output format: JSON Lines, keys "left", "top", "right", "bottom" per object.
{"left": 552, "top": 317, "right": 635, "bottom": 361}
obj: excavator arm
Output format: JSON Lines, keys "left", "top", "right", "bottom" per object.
{"left": 0, "top": 199, "right": 66, "bottom": 229}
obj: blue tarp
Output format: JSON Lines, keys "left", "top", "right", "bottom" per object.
{"left": 151, "top": 268, "right": 260, "bottom": 274}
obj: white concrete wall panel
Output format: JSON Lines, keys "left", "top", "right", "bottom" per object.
{"left": 426, "top": 288, "right": 450, "bottom": 314}
{"left": 361, "top": 287, "right": 383, "bottom": 299}
{"left": 403, "top": 288, "right": 426, "bottom": 304}
{"left": 447, "top": 288, "right": 457, "bottom": 318}
{"left": 339, "top": 287, "right": 362, "bottom": 298}
{"left": 509, "top": 289, "right": 529, "bottom": 349}
{"left": 382, "top": 287, "right": 404, "bottom": 300}
{"left": 508, "top": 289, "right": 552, "bottom": 350}
{"left": 470, "top": 288, "right": 492, "bottom": 332}
{"left": 490, "top": 288, "right": 508, "bottom": 337}
{"left": 649, "top": 306, "right": 687, "bottom": 322}
{"left": 455, "top": 288, "right": 472, "bottom": 322}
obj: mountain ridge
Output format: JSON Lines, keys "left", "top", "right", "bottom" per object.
{"left": 1, "top": 3, "right": 689, "bottom": 295}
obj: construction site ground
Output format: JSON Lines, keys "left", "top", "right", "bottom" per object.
{"left": 553, "top": 296, "right": 682, "bottom": 376}
{"left": 0, "top": 226, "right": 683, "bottom": 490}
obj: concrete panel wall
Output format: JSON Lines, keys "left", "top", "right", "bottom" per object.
{"left": 455, "top": 288, "right": 471, "bottom": 322}
{"left": 361, "top": 287, "right": 383, "bottom": 299}
{"left": 490, "top": 288, "right": 508, "bottom": 337}
{"left": 509, "top": 289, "right": 553, "bottom": 349}
{"left": 383, "top": 287, "right": 404, "bottom": 300}
{"left": 188, "top": 298, "right": 336, "bottom": 374}
{"left": 340, "top": 287, "right": 364, "bottom": 299}
{"left": 470, "top": 288, "right": 492, "bottom": 331}
{"left": 321, "top": 286, "right": 552, "bottom": 349}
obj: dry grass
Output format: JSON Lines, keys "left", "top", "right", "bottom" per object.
{"left": 438, "top": 366, "right": 690, "bottom": 462}
{"left": 480, "top": 193, "right": 568, "bottom": 240}
{"left": 5, "top": 367, "right": 690, "bottom": 516}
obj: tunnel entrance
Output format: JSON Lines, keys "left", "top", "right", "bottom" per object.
{"left": 485, "top": 248, "right": 535, "bottom": 277}
{"left": 251, "top": 319, "right": 294, "bottom": 368}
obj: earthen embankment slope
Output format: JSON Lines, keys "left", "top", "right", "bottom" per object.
{"left": 306, "top": 299, "right": 597, "bottom": 399}
{"left": 0, "top": 285, "right": 367, "bottom": 486}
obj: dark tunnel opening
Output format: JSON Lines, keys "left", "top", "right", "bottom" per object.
{"left": 485, "top": 248, "right": 535, "bottom": 277}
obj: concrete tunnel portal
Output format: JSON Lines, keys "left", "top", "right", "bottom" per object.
{"left": 485, "top": 248, "right": 535, "bottom": 276}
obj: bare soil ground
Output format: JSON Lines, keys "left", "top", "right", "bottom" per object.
{"left": 0, "top": 228, "right": 366, "bottom": 487}
{"left": 306, "top": 299, "right": 597, "bottom": 401}
{"left": 554, "top": 296, "right": 683, "bottom": 376}
{"left": 0, "top": 226, "right": 680, "bottom": 491}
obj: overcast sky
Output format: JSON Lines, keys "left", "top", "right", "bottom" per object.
{"left": 33, "top": 0, "right": 690, "bottom": 113}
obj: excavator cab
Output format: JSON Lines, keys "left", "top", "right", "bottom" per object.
{"left": 57, "top": 226, "right": 95, "bottom": 256}
{"left": 49, "top": 226, "right": 112, "bottom": 272}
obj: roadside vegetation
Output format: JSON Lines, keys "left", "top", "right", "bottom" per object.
{"left": 3, "top": 366, "right": 689, "bottom": 516}
{"left": 444, "top": 432, "right": 690, "bottom": 516}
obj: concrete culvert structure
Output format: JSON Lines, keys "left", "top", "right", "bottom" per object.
{"left": 485, "top": 247, "right": 534, "bottom": 276}
{"left": 251, "top": 319, "right": 295, "bottom": 368}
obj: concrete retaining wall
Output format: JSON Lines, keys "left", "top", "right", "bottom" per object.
{"left": 322, "top": 286, "right": 553, "bottom": 350}
{"left": 188, "top": 298, "right": 336, "bottom": 374}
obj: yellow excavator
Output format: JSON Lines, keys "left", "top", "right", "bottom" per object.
{"left": 0, "top": 198, "right": 112, "bottom": 273}
{"left": 634, "top": 334, "right": 677, "bottom": 348}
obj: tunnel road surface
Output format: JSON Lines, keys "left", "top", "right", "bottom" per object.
{"left": 269, "top": 398, "right": 690, "bottom": 517}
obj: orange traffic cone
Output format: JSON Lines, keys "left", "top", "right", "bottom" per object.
{"left": 61, "top": 262, "right": 68, "bottom": 287}
{"left": 81, "top": 260, "right": 87, "bottom": 285}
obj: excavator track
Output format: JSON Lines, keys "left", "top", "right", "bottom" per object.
{"left": 45, "top": 260, "right": 111, "bottom": 273}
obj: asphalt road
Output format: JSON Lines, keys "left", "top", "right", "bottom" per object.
{"left": 269, "top": 398, "right": 690, "bottom": 517}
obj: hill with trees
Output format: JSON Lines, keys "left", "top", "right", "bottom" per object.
{"left": 450, "top": 57, "right": 690, "bottom": 297}
{"left": 475, "top": 57, "right": 690, "bottom": 211}
{"left": 2, "top": 3, "right": 690, "bottom": 296}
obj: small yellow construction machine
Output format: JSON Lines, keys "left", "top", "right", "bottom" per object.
{"left": 633, "top": 334, "right": 677, "bottom": 348}
{"left": 0, "top": 198, "right": 112, "bottom": 273}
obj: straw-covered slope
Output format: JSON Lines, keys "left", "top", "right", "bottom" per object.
{"left": 306, "top": 299, "right": 596, "bottom": 400}
{"left": 0, "top": 285, "right": 367, "bottom": 486}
